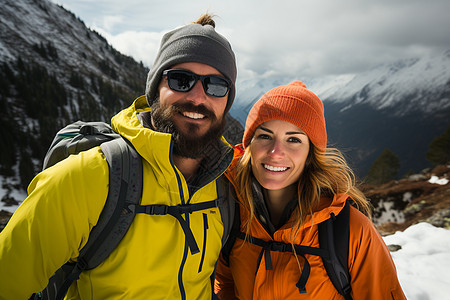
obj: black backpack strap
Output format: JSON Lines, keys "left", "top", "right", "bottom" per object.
{"left": 54, "top": 137, "right": 143, "bottom": 300}
{"left": 215, "top": 177, "right": 236, "bottom": 248}
{"left": 235, "top": 231, "right": 328, "bottom": 294}
{"left": 319, "top": 200, "right": 352, "bottom": 300}
{"left": 220, "top": 196, "right": 240, "bottom": 266}
{"left": 132, "top": 199, "right": 219, "bottom": 255}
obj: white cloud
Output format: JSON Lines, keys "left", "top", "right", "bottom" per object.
{"left": 92, "top": 27, "right": 165, "bottom": 67}
{"left": 51, "top": 0, "right": 450, "bottom": 84}
{"left": 98, "top": 15, "right": 124, "bottom": 33}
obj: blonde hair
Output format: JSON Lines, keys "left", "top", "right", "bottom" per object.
{"left": 236, "top": 143, "right": 372, "bottom": 237}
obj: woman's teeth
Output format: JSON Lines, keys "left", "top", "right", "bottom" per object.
{"left": 264, "top": 164, "right": 288, "bottom": 172}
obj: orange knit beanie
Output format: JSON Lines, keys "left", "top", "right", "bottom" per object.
{"left": 243, "top": 81, "right": 327, "bottom": 150}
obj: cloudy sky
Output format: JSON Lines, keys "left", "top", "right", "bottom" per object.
{"left": 50, "top": 0, "right": 450, "bottom": 85}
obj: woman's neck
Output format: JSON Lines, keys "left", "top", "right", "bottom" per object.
{"left": 264, "top": 184, "right": 297, "bottom": 226}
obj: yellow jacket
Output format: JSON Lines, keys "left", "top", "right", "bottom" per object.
{"left": 0, "top": 96, "right": 235, "bottom": 299}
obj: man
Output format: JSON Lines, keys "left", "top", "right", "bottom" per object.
{"left": 0, "top": 13, "right": 237, "bottom": 299}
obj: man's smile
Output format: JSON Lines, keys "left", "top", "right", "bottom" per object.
{"left": 182, "top": 111, "right": 206, "bottom": 120}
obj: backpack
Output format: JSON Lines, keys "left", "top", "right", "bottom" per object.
{"left": 32, "top": 121, "right": 234, "bottom": 300}
{"left": 32, "top": 121, "right": 143, "bottom": 300}
{"left": 221, "top": 200, "right": 352, "bottom": 300}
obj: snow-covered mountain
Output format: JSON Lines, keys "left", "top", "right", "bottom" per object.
{"left": 0, "top": 0, "right": 148, "bottom": 101}
{"left": 315, "top": 50, "right": 450, "bottom": 115}
{"left": 0, "top": 0, "right": 149, "bottom": 197}
{"left": 230, "top": 50, "right": 450, "bottom": 178}
{"left": 233, "top": 50, "right": 450, "bottom": 119}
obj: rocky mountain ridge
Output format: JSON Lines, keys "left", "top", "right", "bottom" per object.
{"left": 0, "top": 0, "right": 148, "bottom": 107}
{"left": 0, "top": 0, "right": 149, "bottom": 194}
{"left": 317, "top": 50, "right": 450, "bottom": 116}
{"left": 364, "top": 163, "right": 450, "bottom": 235}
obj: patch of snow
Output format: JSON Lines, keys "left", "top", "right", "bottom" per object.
{"left": 0, "top": 184, "right": 25, "bottom": 214}
{"left": 402, "top": 192, "right": 413, "bottom": 202}
{"left": 383, "top": 223, "right": 450, "bottom": 300}
{"left": 374, "top": 200, "right": 405, "bottom": 225}
{"left": 428, "top": 175, "right": 449, "bottom": 185}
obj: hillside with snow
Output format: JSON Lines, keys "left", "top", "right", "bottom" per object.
{"left": 316, "top": 51, "right": 450, "bottom": 114}
{"left": 0, "top": 0, "right": 147, "bottom": 89}
{"left": 232, "top": 50, "right": 450, "bottom": 119}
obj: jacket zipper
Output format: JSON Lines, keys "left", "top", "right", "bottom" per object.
{"left": 170, "top": 141, "right": 188, "bottom": 300}
{"left": 198, "top": 213, "right": 209, "bottom": 273}
{"left": 170, "top": 141, "right": 233, "bottom": 299}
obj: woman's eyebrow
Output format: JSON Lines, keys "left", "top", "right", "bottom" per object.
{"left": 259, "top": 126, "right": 306, "bottom": 136}
{"left": 286, "top": 131, "right": 306, "bottom": 135}
{"left": 258, "top": 126, "right": 273, "bottom": 133}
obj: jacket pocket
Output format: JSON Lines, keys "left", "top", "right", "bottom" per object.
{"left": 198, "top": 213, "right": 209, "bottom": 273}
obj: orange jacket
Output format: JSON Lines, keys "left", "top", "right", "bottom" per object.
{"left": 215, "top": 147, "right": 406, "bottom": 300}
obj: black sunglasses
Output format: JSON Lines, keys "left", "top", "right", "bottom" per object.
{"left": 162, "top": 69, "right": 231, "bottom": 98}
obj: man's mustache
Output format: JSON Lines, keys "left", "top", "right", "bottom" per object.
{"left": 170, "top": 102, "right": 216, "bottom": 120}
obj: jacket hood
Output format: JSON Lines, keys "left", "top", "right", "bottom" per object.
{"left": 111, "top": 95, "right": 174, "bottom": 176}
{"left": 111, "top": 95, "right": 169, "bottom": 149}
{"left": 303, "top": 193, "right": 348, "bottom": 228}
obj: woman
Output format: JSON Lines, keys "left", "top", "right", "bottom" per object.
{"left": 215, "top": 81, "right": 406, "bottom": 299}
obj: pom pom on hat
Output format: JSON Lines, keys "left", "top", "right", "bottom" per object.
{"left": 243, "top": 81, "right": 327, "bottom": 150}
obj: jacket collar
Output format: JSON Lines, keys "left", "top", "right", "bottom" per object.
{"left": 251, "top": 178, "right": 299, "bottom": 236}
{"left": 250, "top": 176, "right": 349, "bottom": 234}
{"left": 111, "top": 95, "right": 234, "bottom": 189}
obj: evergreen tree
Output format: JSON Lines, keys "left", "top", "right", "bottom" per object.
{"left": 426, "top": 125, "right": 450, "bottom": 166}
{"left": 19, "top": 150, "right": 35, "bottom": 191}
{"left": 366, "top": 148, "right": 400, "bottom": 185}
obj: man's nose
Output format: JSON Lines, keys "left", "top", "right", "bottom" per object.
{"left": 185, "top": 80, "right": 208, "bottom": 105}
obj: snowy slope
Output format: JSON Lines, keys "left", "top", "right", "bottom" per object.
{"left": 231, "top": 49, "right": 450, "bottom": 122}
{"left": 0, "top": 0, "right": 148, "bottom": 102}
{"left": 317, "top": 50, "right": 450, "bottom": 115}
{"left": 1, "top": 0, "right": 112, "bottom": 76}
{"left": 383, "top": 223, "right": 450, "bottom": 300}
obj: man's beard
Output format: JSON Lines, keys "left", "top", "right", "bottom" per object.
{"left": 151, "top": 100, "right": 226, "bottom": 159}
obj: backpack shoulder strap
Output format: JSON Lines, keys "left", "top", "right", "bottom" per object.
{"left": 318, "top": 200, "right": 352, "bottom": 300}
{"left": 216, "top": 177, "right": 238, "bottom": 248}
{"left": 220, "top": 195, "right": 240, "bottom": 266}
{"left": 54, "top": 137, "right": 143, "bottom": 300}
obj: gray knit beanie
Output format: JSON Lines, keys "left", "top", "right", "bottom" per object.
{"left": 145, "top": 23, "right": 237, "bottom": 113}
